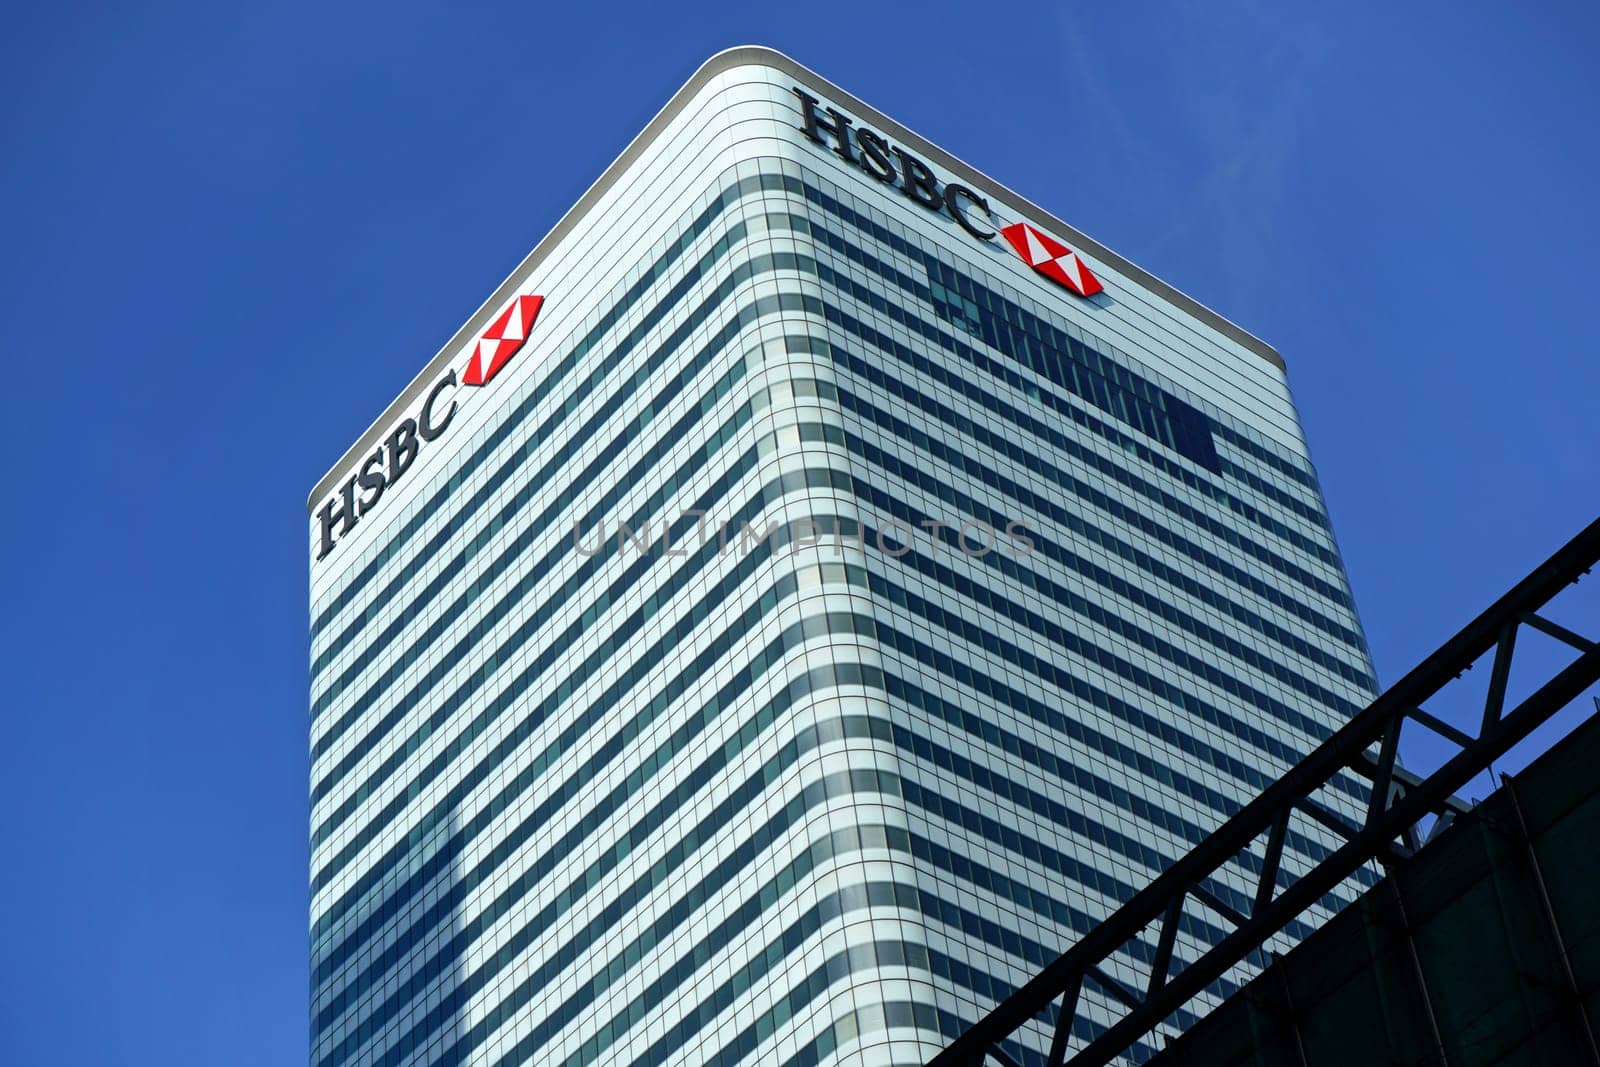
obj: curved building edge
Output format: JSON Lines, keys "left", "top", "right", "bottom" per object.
{"left": 306, "top": 44, "right": 1285, "bottom": 515}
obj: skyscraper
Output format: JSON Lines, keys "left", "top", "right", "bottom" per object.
{"left": 307, "top": 47, "right": 1379, "bottom": 1067}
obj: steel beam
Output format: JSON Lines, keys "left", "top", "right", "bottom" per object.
{"left": 927, "top": 516, "right": 1600, "bottom": 1067}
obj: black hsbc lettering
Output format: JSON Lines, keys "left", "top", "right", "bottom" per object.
{"left": 791, "top": 86, "right": 998, "bottom": 246}
{"left": 419, "top": 371, "right": 458, "bottom": 441}
{"left": 943, "top": 182, "right": 995, "bottom": 239}
{"left": 792, "top": 88, "right": 856, "bottom": 164}
{"left": 315, "top": 371, "right": 461, "bottom": 562}
{"left": 386, "top": 418, "right": 419, "bottom": 484}
{"left": 316, "top": 477, "right": 359, "bottom": 561}
{"left": 854, "top": 128, "right": 896, "bottom": 183}
{"left": 356, "top": 449, "right": 386, "bottom": 514}
{"left": 892, "top": 146, "right": 942, "bottom": 210}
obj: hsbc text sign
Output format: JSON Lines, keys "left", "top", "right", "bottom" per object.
{"left": 791, "top": 88, "right": 1102, "bottom": 298}
{"left": 315, "top": 294, "right": 545, "bottom": 561}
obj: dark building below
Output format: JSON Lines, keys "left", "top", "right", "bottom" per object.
{"left": 1150, "top": 706, "right": 1600, "bottom": 1067}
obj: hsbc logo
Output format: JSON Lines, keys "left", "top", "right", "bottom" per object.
{"left": 1000, "top": 222, "right": 1103, "bottom": 297}
{"left": 792, "top": 88, "right": 1103, "bottom": 299}
{"left": 314, "top": 292, "right": 546, "bottom": 561}
{"left": 465, "top": 294, "right": 543, "bottom": 386}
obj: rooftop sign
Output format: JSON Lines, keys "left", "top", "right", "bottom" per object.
{"left": 791, "top": 87, "right": 1103, "bottom": 298}
{"left": 313, "top": 292, "right": 545, "bottom": 561}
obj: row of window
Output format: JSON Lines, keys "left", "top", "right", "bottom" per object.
{"left": 828, "top": 443, "right": 1362, "bottom": 731}
{"left": 305, "top": 167, "right": 1369, "bottom": 1062}
{"left": 789, "top": 195, "right": 1219, "bottom": 475}
{"left": 890, "top": 646, "right": 1269, "bottom": 813}
{"left": 797, "top": 244, "right": 1330, "bottom": 545}
{"left": 316, "top": 340, "right": 1320, "bottom": 887}
{"left": 370, "top": 821, "right": 900, "bottom": 1066}
{"left": 616, "top": 881, "right": 1196, "bottom": 1067}
{"left": 628, "top": 919, "right": 1177, "bottom": 1067}
{"left": 309, "top": 172, "right": 766, "bottom": 639}
{"left": 810, "top": 271, "right": 1354, "bottom": 620}
{"left": 316, "top": 475, "right": 1370, "bottom": 1004}
{"left": 308, "top": 620, "right": 1350, "bottom": 1062}
{"left": 782, "top": 300, "right": 1335, "bottom": 573}
{"left": 318, "top": 728, "right": 894, "bottom": 1064}
{"left": 312, "top": 277, "right": 1364, "bottom": 854}
{"left": 870, "top": 576, "right": 1368, "bottom": 813}
{"left": 313, "top": 165, "right": 1328, "bottom": 665}
{"left": 780, "top": 170, "right": 1322, "bottom": 497}
{"left": 787, "top": 502, "right": 1359, "bottom": 780}
{"left": 314, "top": 541, "right": 1365, "bottom": 1034}
{"left": 837, "top": 425, "right": 1363, "bottom": 692}
{"left": 424, "top": 852, "right": 931, "bottom": 1066}
{"left": 311, "top": 445, "right": 800, "bottom": 912}
{"left": 779, "top": 311, "right": 1334, "bottom": 576}
{"left": 825, "top": 340, "right": 1353, "bottom": 642}
{"left": 781, "top": 996, "right": 1153, "bottom": 1067}
{"left": 779, "top": 996, "right": 1145, "bottom": 1067}
{"left": 309, "top": 349, "right": 753, "bottom": 819}
{"left": 808, "top": 337, "right": 1367, "bottom": 682}
{"left": 879, "top": 620, "right": 1364, "bottom": 880}
{"left": 823, "top": 381, "right": 1365, "bottom": 678}
{"left": 312, "top": 220, "right": 1329, "bottom": 733}
{"left": 309, "top": 228, "right": 759, "bottom": 695}
{"left": 314, "top": 521, "right": 1297, "bottom": 1014}
{"left": 312, "top": 570, "right": 846, "bottom": 995}
{"left": 312, "top": 225, "right": 1355, "bottom": 777}
{"left": 312, "top": 439, "right": 1358, "bottom": 937}
{"left": 827, "top": 321, "right": 1347, "bottom": 614}
{"left": 314, "top": 350, "right": 1363, "bottom": 877}
{"left": 749, "top": 999, "right": 945, "bottom": 1067}
{"left": 323, "top": 713, "right": 1252, "bottom": 1067}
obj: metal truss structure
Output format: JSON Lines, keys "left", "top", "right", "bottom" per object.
{"left": 928, "top": 516, "right": 1600, "bottom": 1067}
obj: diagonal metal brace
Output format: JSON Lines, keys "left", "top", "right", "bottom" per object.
{"left": 927, "top": 515, "right": 1600, "bottom": 1067}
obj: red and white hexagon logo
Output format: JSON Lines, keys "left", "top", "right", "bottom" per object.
{"left": 463, "top": 294, "right": 544, "bottom": 387}
{"left": 999, "top": 222, "right": 1103, "bottom": 298}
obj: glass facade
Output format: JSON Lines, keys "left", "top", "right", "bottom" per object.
{"left": 308, "top": 51, "right": 1378, "bottom": 1066}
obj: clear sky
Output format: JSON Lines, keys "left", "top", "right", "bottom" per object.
{"left": 2, "top": 2, "right": 1595, "bottom": 1063}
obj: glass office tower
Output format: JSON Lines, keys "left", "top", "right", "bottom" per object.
{"left": 307, "top": 47, "right": 1379, "bottom": 1067}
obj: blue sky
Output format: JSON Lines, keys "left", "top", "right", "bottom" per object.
{"left": 2, "top": 2, "right": 1595, "bottom": 1063}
